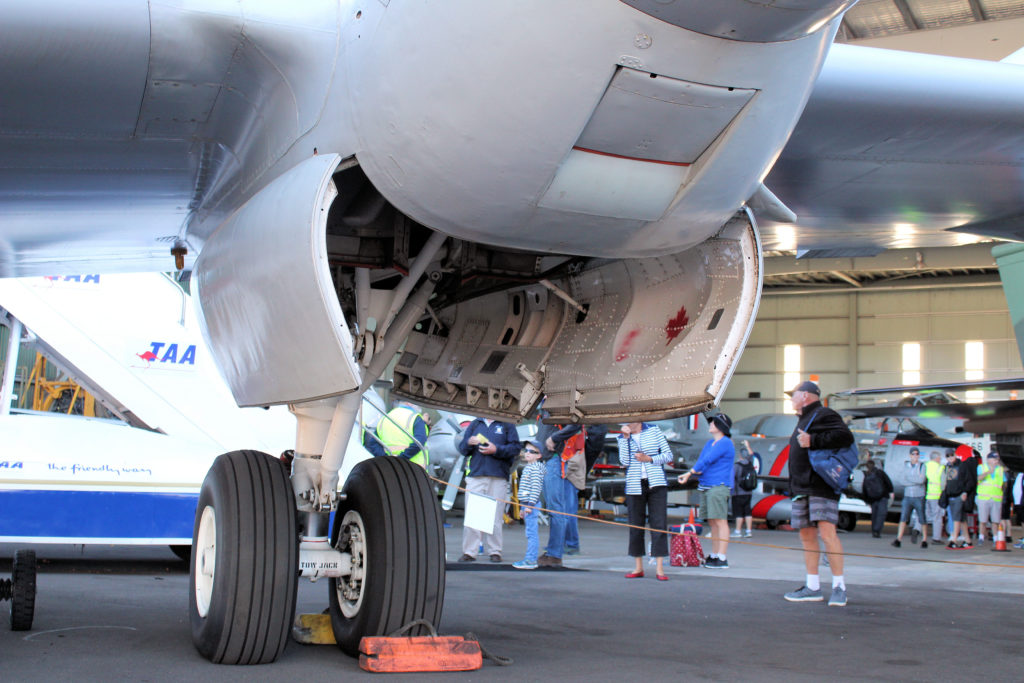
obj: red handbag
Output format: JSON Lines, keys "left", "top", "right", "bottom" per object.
{"left": 670, "top": 523, "right": 704, "bottom": 567}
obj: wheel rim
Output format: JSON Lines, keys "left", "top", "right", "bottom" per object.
{"left": 195, "top": 505, "right": 217, "bottom": 618}
{"left": 335, "top": 509, "right": 368, "bottom": 618}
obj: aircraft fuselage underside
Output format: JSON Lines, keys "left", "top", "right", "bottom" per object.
{"left": 0, "top": 0, "right": 855, "bottom": 666}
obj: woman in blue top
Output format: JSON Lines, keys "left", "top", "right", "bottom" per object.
{"left": 617, "top": 422, "right": 673, "bottom": 581}
{"left": 678, "top": 414, "right": 735, "bottom": 569}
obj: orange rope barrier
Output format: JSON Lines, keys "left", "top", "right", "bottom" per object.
{"left": 430, "top": 473, "right": 1024, "bottom": 570}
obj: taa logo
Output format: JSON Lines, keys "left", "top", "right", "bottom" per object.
{"left": 138, "top": 342, "right": 197, "bottom": 365}
{"left": 44, "top": 275, "right": 100, "bottom": 283}
{"left": 0, "top": 461, "right": 24, "bottom": 469}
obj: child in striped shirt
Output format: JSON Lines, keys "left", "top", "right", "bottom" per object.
{"left": 513, "top": 442, "right": 546, "bottom": 570}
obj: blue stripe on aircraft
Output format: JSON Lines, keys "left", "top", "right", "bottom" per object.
{"left": 0, "top": 490, "right": 198, "bottom": 540}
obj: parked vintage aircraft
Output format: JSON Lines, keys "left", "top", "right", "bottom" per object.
{"left": 4, "top": 0, "right": 1024, "bottom": 665}
{"left": 837, "top": 380, "right": 1024, "bottom": 469}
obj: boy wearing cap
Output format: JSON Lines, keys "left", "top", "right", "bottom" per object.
{"left": 782, "top": 380, "right": 855, "bottom": 607}
{"left": 678, "top": 413, "right": 734, "bottom": 568}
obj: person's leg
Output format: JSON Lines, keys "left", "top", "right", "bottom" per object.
{"left": 648, "top": 485, "right": 669, "bottom": 572}
{"left": 818, "top": 520, "right": 844, "bottom": 577}
{"left": 523, "top": 506, "right": 539, "bottom": 563}
{"left": 563, "top": 477, "right": 580, "bottom": 551}
{"left": 799, "top": 526, "right": 821, "bottom": 575}
{"left": 896, "top": 495, "right": 911, "bottom": 541}
{"left": 543, "top": 458, "right": 566, "bottom": 558}
{"left": 744, "top": 515, "right": 753, "bottom": 534}
{"left": 462, "top": 476, "right": 486, "bottom": 556}
{"left": 626, "top": 493, "right": 645, "bottom": 572}
{"left": 870, "top": 500, "right": 884, "bottom": 535}
{"left": 712, "top": 518, "right": 729, "bottom": 556}
{"left": 483, "top": 476, "right": 506, "bottom": 555}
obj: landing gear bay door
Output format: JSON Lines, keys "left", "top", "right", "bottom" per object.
{"left": 393, "top": 211, "right": 762, "bottom": 422}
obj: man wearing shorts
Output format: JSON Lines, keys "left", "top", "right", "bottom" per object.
{"left": 892, "top": 448, "right": 928, "bottom": 548}
{"left": 976, "top": 452, "right": 1005, "bottom": 544}
{"left": 678, "top": 413, "right": 734, "bottom": 568}
{"left": 781, "top": 381, "right": 854, "bottom": 607}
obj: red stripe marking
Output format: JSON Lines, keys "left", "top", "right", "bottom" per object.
{"left": 752, "top": 494, "right": 788, "bottom": 520}
{"left": 768, "top": 445, "right": 789, "bottom": 477}
{"left": 572, "top": 146, "right": 692, "bottom": 167}
{"left": 892, "top": 439, "right": 920, "bottom": 446}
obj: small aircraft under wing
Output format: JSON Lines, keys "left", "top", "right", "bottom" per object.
{"left": 3, "top": 0, "right": 1024, "bottom": 665}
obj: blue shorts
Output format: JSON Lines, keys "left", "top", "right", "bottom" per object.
{"left": 900, "top": 496, "right": 925, "bottom": 523}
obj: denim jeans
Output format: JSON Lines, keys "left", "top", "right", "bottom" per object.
{"left": 869, "top": 498, "right": 888, "bottom": 534}
{"left": 523, "top": 504, "right": 540, "bottom": 563}
{"left": 543, "top": 457, "right": 579, "bottom": 558}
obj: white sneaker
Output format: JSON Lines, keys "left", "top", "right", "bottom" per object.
{"left": 743, "top": 530, "right": 752, "bottom": 538}
{"left": 704, "top": 531, "right": 712, "bottom": 538}
{"left": 730, "top": 530, "right": 742, "bottom": 537}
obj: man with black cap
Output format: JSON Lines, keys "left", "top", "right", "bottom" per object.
{"left": 781, "top": 380, "right": 855, "bottom": 607}
{"left": 678, "top": 413, "right": 735, "bottom": 568}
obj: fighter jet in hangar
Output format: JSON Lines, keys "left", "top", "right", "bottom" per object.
{"left": 3, "top": 0, "right": 1024, "bottom": 665}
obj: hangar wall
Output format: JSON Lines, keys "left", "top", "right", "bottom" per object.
{"left": 720, "top": 286, "right": 1023, "bottom": 420}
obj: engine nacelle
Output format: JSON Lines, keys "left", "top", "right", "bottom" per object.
{"left": 392, "top": 210, "right": 761, "bottom": 423}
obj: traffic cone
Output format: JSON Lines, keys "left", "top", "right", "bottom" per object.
{"left": 992, "top": 527, "right": 1010, "bottom": 552}
{"left": 687, "top": 507, "right": 696, "bottom": 526}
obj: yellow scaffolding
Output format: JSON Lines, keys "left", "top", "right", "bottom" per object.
{"left": 18, "top": 353, "right": 96, "bottom": 416}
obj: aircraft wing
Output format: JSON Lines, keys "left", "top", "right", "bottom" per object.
{"left": 763, "top": 44, "right": 1024, "bottom": 254}
{"left": 835, "top": 377, "right": 1024, "bottom": 398}
{"left": 840, "top": 400, "right": 1024, "bottom": 423}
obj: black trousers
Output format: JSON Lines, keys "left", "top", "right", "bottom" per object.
{"left": 870, "top": 499, "right": 889, "bottom": 535}
{"left": 627, "top": 480, "right": 668, "bottom": 557}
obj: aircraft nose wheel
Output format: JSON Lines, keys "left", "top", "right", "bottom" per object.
{"left": 1, "top": 549, "right": 37, "bottom": 631}
{"left": 328, "top": 457, "right": 446, "bottom": 656}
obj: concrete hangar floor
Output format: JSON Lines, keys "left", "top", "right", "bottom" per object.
{"left": 3, "top": 513, "right": 1021, "bottom": 681}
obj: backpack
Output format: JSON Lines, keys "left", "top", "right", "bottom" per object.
{"left": 738, "top": 461, "right": 757, "bottom": 491}
{"left": 862, "top": 470, "right": 885, "bottom": 501}
{"left": 805, "top": 410, "right": 859, "bottom": 495}
{"left": 560, "top": 429, "right": 586, "bottom": 480}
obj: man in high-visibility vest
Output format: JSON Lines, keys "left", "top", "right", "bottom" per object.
{"left": 976, "top": 451, "right": 1005, "bottom": 545}
{"left": 369, "top": 401, "right": 430, "bottom": 468}
{"left": 924, "top": 451, "right": 946, "bottom": 545}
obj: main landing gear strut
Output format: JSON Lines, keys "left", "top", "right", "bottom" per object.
{"left": 188, "top": 234, "right": 447, "bottom": 665}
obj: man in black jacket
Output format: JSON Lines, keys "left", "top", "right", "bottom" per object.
{"left": 861, "top": 460, "right": 894, "bottom": 538}
{"left": 781, "top": 381, "right": 855, "bottom": 607}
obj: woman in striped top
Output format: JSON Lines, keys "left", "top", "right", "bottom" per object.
{"left": 618, "top": 422, "right": 673, "bottom": 581}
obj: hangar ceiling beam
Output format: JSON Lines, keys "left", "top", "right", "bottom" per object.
{"left": 893, "top": 0, "right": 922, "bottom": 31}
{"left": 765, "top": 244, "right": 996, "bottom": 277}
{"left": 966, "top": 0, "right": 988, "bottom": 22}
{"left": 764, "top": 273, "right": 1001, "bottom": 295}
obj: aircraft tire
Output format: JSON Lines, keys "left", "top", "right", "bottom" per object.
{"left": 329, "top": 457, "right": 445, "bottom": 656}
{"left": 838, "top": 511, "right": 857, "bottom": 533}
{"left": 10, "top": 549, "right": 36, "bottom": 631}
{"left": 189, "top": 450, "right": 298, "bottom": 664}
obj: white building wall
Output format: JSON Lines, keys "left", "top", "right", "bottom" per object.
{"left": 721, "top": 287, "right": 1022, "bottom": 420}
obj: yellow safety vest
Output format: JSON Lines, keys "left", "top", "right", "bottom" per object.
{"left": 376, "top": 406, "right": 429, "bottom": 468}
{"left": 976, "top": 464, "right": 1005, "bottom": 502}
{"left": 924, "top": 460, "right": 944, "bottom": 500}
